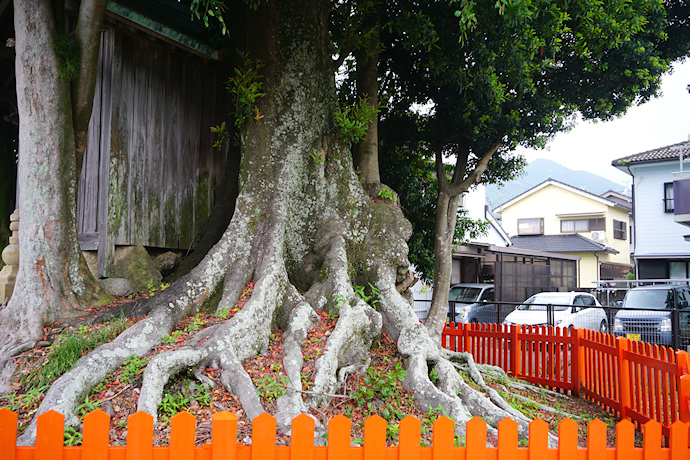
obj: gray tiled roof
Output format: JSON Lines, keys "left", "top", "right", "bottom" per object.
{"left": 510, "top": 234, "right": 619, "bottom": 254}
{"left": 612, "top": 140, "right": 690, "bottom": 166}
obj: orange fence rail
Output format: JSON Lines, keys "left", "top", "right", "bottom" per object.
{"left": 442, "top": 322, "right": 690, "bottom": 436}
{"left": 2, "top": 407, "right": 689, "bottom": 459}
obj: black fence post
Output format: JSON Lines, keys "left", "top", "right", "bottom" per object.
{"left": 449, "top": 301, "right": 456, "bottom": 323}
{"left": 672, "top": 308, "right": 680, "bottom": 350}
{"left": 547, "top": 304, "right": 554, "bottom": 327}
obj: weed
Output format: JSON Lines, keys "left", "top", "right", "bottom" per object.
{"left": 162, "top": 330, "right": 185, "bottom": 345}
{"left": 215, "top": 306, "right": 231, "bottom": 320}
{"left": 225, "top": 51, "right": 266, "bottom": 132}
{"left": 310, "top": 149, "right": 326, "bottom": 165}
{"left": 77, "top": 395, "right": 99, "bottom": 417}
{"left": 159, "top": 392, "right": 190, "bottom": 418}
{"left": 377, "top": 186, "right": 396, "bottom": 202}
{"left": 119, "top": 355, "right": 148, "bottom": 386}
{"left": 185, "top": 313, "right": 207, "bottom": 333}
{"left": 64, "top": 427, "right": 82, "bottom": 446}
{"left": 352, "top": 363, "right": 406, "bottom": 416}
{"left": 255, "top": 375, "right": 288, "bottom": 402}
{"left": 353, "top": 283, "right": 380, "bottom": 308}
{"left": 20, "top": 317, "right": 129, "bottom": 390}
{"left": 0, "top": 385, "right": 49, "bottom": 411}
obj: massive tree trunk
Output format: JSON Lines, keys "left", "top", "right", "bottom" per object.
{"left": 0, "top": 0, "right": 110, "bottom": 365}
{"left": 12, "top": 0, "right": 534, "bottom": 445}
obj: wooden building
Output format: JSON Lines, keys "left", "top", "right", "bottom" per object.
{"left": 74, "top": 1, "right": 230, "bottom": 277}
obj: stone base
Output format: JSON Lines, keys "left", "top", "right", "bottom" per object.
{"left": 0, "top": 264, "right": 18, "bottom": 302}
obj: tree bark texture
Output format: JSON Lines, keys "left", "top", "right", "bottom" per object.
{"left": 0, "top": 0, "right": 109, "bottom": 356}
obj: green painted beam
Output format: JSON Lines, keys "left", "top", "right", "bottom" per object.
{"left": 106, "top": 2, "right": 219, "bottom": 61}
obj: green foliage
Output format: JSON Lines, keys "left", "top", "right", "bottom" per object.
{"left": 225, "top": 52, "right": 266, "bottom": 133}
{"left": 310, "top": 149, "right": 326, "bottom": 165}
{"left": 21, "top": 318, "right": 129, "bottom": 390}
{"left": 64, "top": 427, "right": 82, "bottom": 446}
{"left": 77, "top": 395, "right": 100, "bottom": 416}
{"left": 377, "top": 186, "right": 396, "bottom": 202}
{"left": 147, "top": 282, "right": 170, "bottom": 296}
{"left": 255, "top": 374, "right": 288, "bottom": 402}
{"left": 334, "top": 97, "right": 379, "bottom": 146}
{"left": 53, "top": 30, "right": 80, "bottom": 81}
{"left": 353, "top": 283, "right": 381, "bottom": 308}
{"left": 0, "top": 385, "right": 49, "bottom": 412}
{"left": 119, "top": 355, "right": 149, "bottom": 386}
{"left": 190, "top": 0, "right": 229, "bottom": 35}
{"left": 159, "top": 392, "right": 191, "bottom": 418}
{"left": 162, "top": 330, "right": 185, "bottom": 344}
{"left": 210, "top": 122, "right": 228, "bottom": 150}
{"left": 351, "top": 363, "right": 406, "bottom": 415}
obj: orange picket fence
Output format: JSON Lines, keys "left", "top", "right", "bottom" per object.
{"left": 2, "top": 407, "right": 689, "bottom": 460}
{"left": 442, "top": 322, "right": 690, "bottom": 436}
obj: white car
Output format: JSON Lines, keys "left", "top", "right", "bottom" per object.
{"left": 503, "top": 292, "right": 608, "bottom": 333}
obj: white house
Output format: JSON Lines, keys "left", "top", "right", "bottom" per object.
{"left": 612, "top": 140, "right": 690, "bottom": 279}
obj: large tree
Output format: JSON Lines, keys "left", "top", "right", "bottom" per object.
{"left": 2, "top": 0, "right": 688, "bottom": 445}
{"left": 0, "top": 0, "right": 110, "bottom": 367}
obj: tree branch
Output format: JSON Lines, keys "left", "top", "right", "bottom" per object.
{"left": 72, "top": 0, "right": 108, "bottom": 166}
{"left": 447, "top": 140, "right": 502, "bottom": 198}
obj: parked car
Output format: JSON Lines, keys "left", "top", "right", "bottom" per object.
{"left": 612, "top": 285, "right": 690, "bottom": 347}
{"left": 447, "top": 283, "right": 498, "bottom": 324}
{"left": 503, "top": 292, "right": 608, "bottom": 332}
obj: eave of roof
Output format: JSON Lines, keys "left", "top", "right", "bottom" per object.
{"left": 509, "top": 234, "right": 619, "bottom": 254}
{"left": 492, "top": 179, "right": 620, "bottom": 213}
{"left": 612, "top": 140, "right": 690, "bottom": 169}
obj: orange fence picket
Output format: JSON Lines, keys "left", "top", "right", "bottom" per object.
{"left": 442, "top": 322, "right": 690, "bottom": 437}
{"left": 1, "top": 409, "right": 689, "bottom": 459}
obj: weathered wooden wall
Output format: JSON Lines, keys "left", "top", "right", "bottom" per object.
{"left": 77, "top": 26, "right": 228, "bottom": 275}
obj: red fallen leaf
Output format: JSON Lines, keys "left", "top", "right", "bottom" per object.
{"left": 176, "top": 336, "right": 184, "bottom": 342}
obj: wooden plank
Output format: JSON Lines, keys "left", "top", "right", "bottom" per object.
{"left": 399, "top": 416, "right": 421, "bottom": 460}
{"left": 126, "top": 411, "right": 153, "bottom": 460}
{"left": 97, "top": 28, "right": 114, "bottom": 277}
{"left": 432, "top": 416, "right": 454, "bottom": 460}
{"left": 211, "top": 411, "right": 237, "bottom": 460}
{"left": 170, "top": 411, "right": 196, "bottom": 460}
{"left": 251, "top": 413, "right": 276, "bottom": 460}
{"left": 327, "top": 415, "right": 351, "bottom": 460}
{"left": 35, "top": 410, "right": 64, "bottom": 460}
{"left": 291, "top": 413, "right": 315, "bottom": 460}
{"left": 363, "top": 415, "right": 385, "bottom": 460}
{"left": 0, "top": 408, "right": 17, "bottom": 460}
{"left": 82, "top": 409, "right": 110, "bottom": 460}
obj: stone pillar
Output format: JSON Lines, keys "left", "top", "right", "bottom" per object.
{"left": 0, "top": 210, "right": 19, "bottom": 302}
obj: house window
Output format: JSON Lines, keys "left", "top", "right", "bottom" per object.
{"left": 518, "top": 218, "right": 544, "bottom": 235}
{"left": 613, "top": 219, "right": 627, "bottom": 240}
{"left": 560, "top": 218, "right": 606, "bottom": 233}
{"left": 664, "top": 182, "right": 674, "bottom": 212}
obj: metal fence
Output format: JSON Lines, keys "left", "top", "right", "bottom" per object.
{"left": 414, "top": 298, "right": 690, "bottom": 351}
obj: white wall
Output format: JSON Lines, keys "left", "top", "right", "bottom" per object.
{"left": 630, "top": 161, "right": 690, "bottom": 257}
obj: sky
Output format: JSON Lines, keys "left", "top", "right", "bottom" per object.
{"left": 517, "top": 58, "right": 690, "bottom": 187}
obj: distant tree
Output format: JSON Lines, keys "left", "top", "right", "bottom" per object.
{"left": 378, "top": 0, "right": 686, "bottom": 339}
